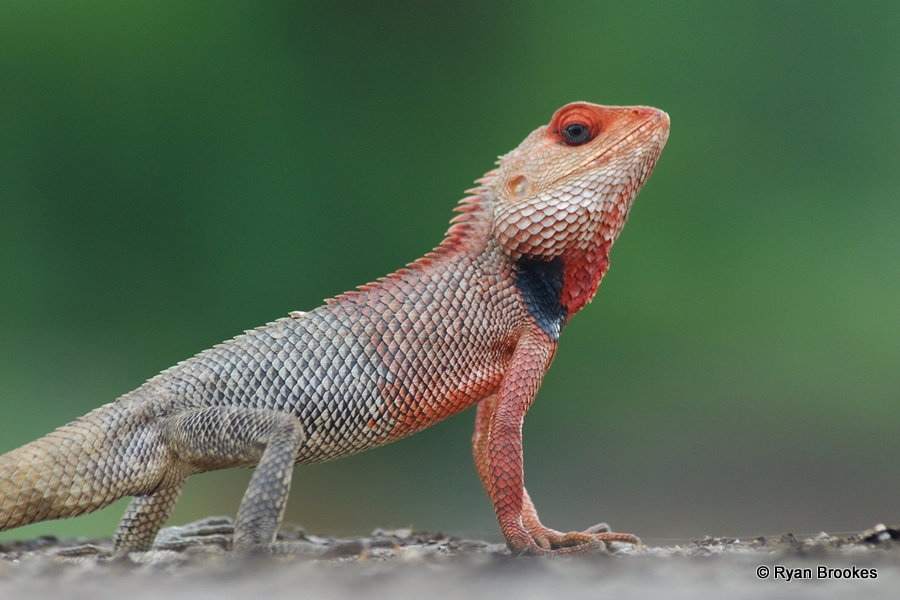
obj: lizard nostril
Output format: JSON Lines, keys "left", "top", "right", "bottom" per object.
{"left": 509, "top": 175, "right": 530, "bottom": 199}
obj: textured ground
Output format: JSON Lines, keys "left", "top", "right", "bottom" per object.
{"left": 0, "top": 521, "right": 897, "bottom": 600}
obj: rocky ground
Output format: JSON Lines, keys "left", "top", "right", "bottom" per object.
{"left": 0, "top": 521, "right": 897, "bottom": 600}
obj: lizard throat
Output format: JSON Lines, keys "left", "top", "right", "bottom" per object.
{"left": 514, "top": 256, "right": 567, "bottom": 341}
{"left": 513, "top": 242, "right": 611, "bottom": 340}
{"left": 561, "top": 242, "right": 611, "bottom": 319}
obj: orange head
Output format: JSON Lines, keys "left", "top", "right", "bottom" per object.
{"left": 490, "top": 102, "right": 670, "bottom": 318}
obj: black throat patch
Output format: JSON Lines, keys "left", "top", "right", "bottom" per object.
{"left": 514, "top": 256, "right": 567, "bottom": 341}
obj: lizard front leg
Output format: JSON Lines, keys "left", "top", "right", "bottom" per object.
{"left": 477, "top": 330, "right": 640, "bottom": 555}
{"left": 474, "top": 395, "right": 559, "bottom": 549}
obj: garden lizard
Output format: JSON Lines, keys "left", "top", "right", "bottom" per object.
{"left": 0, "top": 102, "right": 669, "bottom": 555}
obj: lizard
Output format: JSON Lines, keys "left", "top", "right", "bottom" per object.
{"left": 0, "top": 101, "right": 669, "bottom": 556}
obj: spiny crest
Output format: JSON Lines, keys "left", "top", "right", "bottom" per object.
{"left": 325, "top": 172, "right": 497, "bottom": 305}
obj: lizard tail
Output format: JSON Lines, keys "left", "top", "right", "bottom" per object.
{"left": 0, "top": 399, "right": 164, "bottom": 532}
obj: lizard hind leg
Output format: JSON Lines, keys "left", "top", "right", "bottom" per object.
{"left": 113, "top": 480, "right": 185, "bottom": 551}
{"left": 232, "top": 415, "right": 306, "bottom": 553}
{"left": 161, "top": 406, "right": 305, "bottom": 554}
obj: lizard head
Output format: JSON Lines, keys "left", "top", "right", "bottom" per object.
{"left": 490, "top": 102, "right": 670, "bottom": 316}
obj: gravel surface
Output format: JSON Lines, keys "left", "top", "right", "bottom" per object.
{"left": 1, "top": 521, "right": 897, "bottom": 600}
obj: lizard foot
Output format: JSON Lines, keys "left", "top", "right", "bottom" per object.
{"left": 154, "top": 515, "right": 236, "bottom": 551}
{"left": 515, "top": 523, "right": 642, "bottom": 556}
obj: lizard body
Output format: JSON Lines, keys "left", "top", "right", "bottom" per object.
{"left": 0, "top": 102, "right": 669, "bottom": 555}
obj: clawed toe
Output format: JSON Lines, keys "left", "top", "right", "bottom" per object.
{"left": 583, "top": 522, "right": 611, "bottom": 534}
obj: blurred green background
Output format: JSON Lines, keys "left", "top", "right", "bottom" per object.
{"left": 1, "top": 1, "right": 897, "bottom": 545}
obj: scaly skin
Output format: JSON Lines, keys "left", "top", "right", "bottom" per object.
{"left": 0, "top": 102, "right": 669, "bottom": 555}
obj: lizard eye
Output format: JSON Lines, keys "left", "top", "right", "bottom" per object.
{"left": 561, "top": 123, "right": 592, "bottom": 146}
{"left": 550, "top": 103, "right": 603, "bottom": 146}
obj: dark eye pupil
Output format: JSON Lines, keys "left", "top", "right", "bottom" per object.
{"left": 562, "top": 123, "right": 591, "bottom": 145}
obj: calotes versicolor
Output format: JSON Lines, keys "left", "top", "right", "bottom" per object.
{"left": 0, "top": 102, "right": 669, "bottom": 555}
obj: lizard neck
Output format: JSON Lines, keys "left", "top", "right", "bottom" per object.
{"left": 441, "top": 169, "right": 612, "bottom": 322}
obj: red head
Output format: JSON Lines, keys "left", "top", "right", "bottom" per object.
{"left": 489, "top": 102, "right": 670, "bottom": 318}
